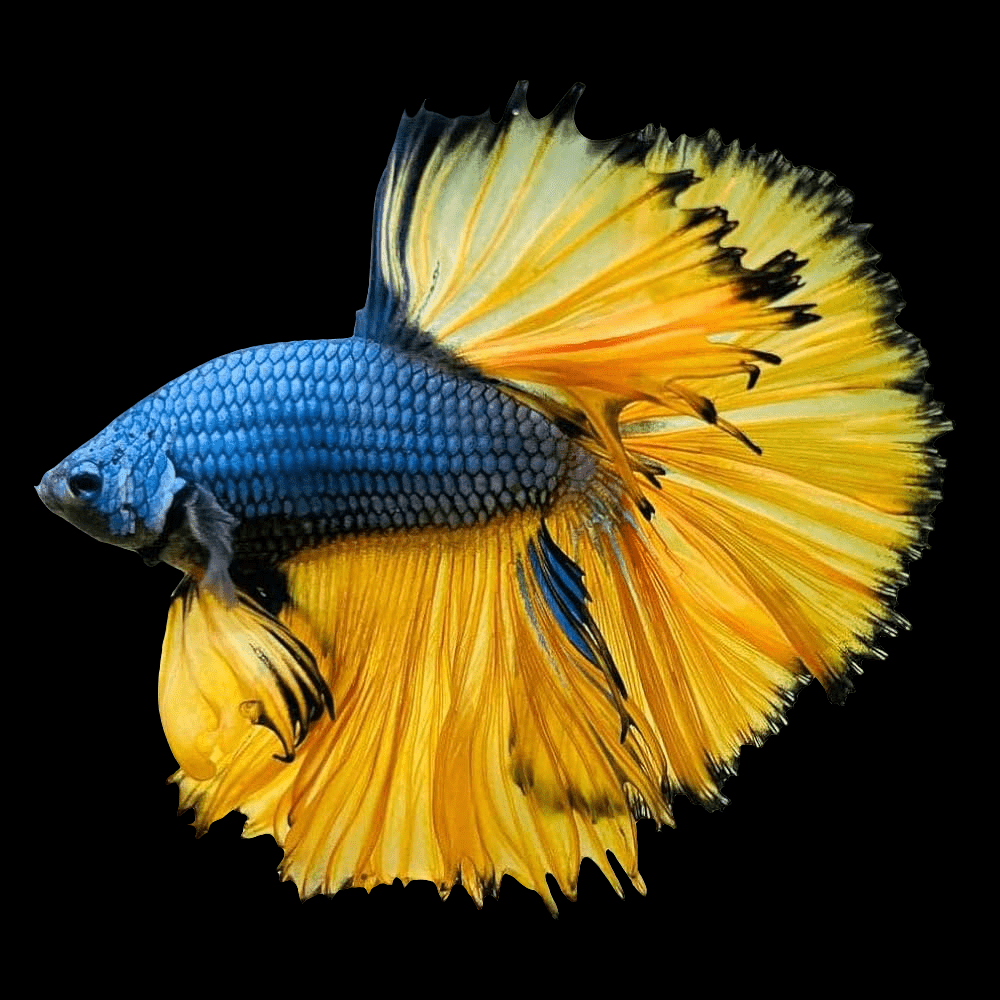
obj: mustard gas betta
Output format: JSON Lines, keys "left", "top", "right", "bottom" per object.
{"left": 37, "top": 82, "right": 946, "bottom": 913}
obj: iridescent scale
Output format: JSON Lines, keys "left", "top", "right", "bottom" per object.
{"left": 129, "top": 338, "right": 574, "bottom": 559}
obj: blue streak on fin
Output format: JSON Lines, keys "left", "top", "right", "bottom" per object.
{"left": 527, "top": 545, "right": 594, "bottom": 668}
{"left": 526, "top": 522, "right": 632, "bottom": 741}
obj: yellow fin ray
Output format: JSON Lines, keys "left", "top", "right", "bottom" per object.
{"left": 159, "top": 580, "right": 330, "bottom": 783}
{"left": 616, "top": 376, "right": 930, "bottom": 698}
{"left": 165, "top": 84, "right": 946, "bottom": 913}
{"left": 171, "top": 508, "right": 670, "bottom": 913}
{"left": 550, "top": 479, "right": 809, "bottom": 804}
{"left": 358, "top": 84, "right": 810, "bottom": 510}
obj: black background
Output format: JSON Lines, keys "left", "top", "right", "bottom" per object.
{"left": 22, "top": 53, "right": 965, "bottom": 967}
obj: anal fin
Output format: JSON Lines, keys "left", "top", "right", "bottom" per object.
{"left": 170, "top": 509, "right": 669, "bottom": 912}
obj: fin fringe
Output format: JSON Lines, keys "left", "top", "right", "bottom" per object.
{"left": 167, "top": 82, "right": 947, "bottom": 911}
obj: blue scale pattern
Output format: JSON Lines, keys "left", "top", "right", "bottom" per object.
{"left": 136, "top": 338, "right": 571, "bottom": 556}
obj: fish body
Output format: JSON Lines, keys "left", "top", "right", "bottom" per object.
{"left": 38, "top": 337, "right": 584, "bottom": 600}
{"left": 37, "top": 81, "right": 946, "bottom": 913}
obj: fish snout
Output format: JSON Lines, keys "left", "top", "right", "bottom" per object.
{"left": 36, "top": 467, "right": 68, "bottom": 514}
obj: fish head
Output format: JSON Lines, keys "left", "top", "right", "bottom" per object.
{"left": 37, "top": 410, "right": 187, "bottom": 553}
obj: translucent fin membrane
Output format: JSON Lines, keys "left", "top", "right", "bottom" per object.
{"left": 171, "top": 506, "right": 668, "bottom": 914}
{"left": 167, "top": 81, "right": 945, "bottom": 911}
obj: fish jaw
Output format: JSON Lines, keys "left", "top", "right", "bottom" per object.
{"left": 35, "top": 455, "right": 175, "bottom": 555}
{"left": 35, "top": 463, "right": 118, "bottom": 545}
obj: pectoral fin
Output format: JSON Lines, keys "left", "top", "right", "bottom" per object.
{"left": 184, "top": 485, "right": 238, "bottom": 607}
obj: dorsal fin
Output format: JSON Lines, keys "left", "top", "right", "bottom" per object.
{"left": 352, "top": 81, "right": 796, "bottom": 514}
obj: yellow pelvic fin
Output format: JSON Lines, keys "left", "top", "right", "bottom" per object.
{"left": 159, "top": 579, "right": 331, "bottom": 782}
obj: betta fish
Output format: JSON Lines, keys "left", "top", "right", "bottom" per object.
{"left": 36, "top": 81, "right": 946, "bottom": 914}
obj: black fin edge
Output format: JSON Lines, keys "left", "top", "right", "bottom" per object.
{"left": 168, "top": 576, "right": 334, "bottom": 762}
{"left": 356, "top": 89, "right": 950, "bottom": 821}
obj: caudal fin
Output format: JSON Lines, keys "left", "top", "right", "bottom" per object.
{"left": 165, "top": 82, "right": 945, "bottom": 910}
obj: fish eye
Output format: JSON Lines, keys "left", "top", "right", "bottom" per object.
{"left": 68, "top": 464, "right": 102, "bottom": 499}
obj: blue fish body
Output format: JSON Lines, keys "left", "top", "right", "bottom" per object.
{"left": 38, "top": 337, "right": 580, "bottom": 600}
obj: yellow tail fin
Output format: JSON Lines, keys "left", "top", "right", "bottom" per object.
{"left": 162, "top": 82, "right": 946, "bottom": 912}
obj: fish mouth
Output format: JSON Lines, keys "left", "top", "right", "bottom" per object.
{"left": 36, "top": 467, "right": 106, "bottom": 540}
{"left": 36, "top": 470, "right": 65, "bottom": 515}
{"left": 36, "top": 468, "right": 88, "bottom": 527}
